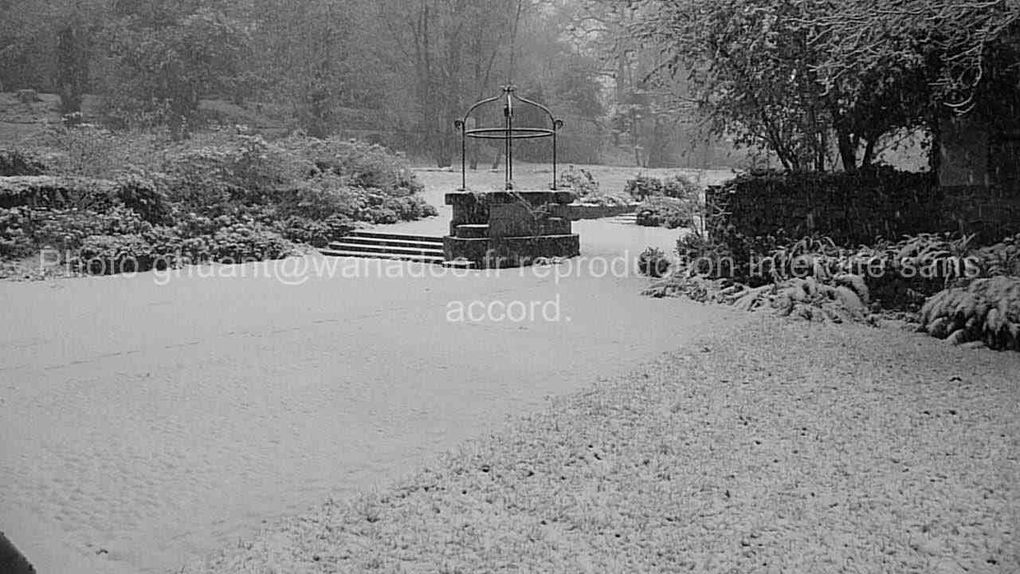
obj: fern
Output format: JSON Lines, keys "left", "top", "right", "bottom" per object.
{"left": 920, "top": 276, "right": 1020, "bottom": 350}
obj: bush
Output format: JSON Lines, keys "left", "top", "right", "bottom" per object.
{"left": 643, "top": 273, "right": 873, "bottom": 324}
{"left": 0, "top": 176, "right": 118, "bottom": 211}
{"left": 168, "top": 210, "right": 294, "bottom": 262}
{"left": 277, "top": 173, "right": 364, "bottom": 220}
{"left": 636, "top": 196, "right": 698, "bottom": 229}
{"left": 279, "top": 136, "right": 423, "bottom": 196}
{"left": 72, "top": 234, "right": 158, "bottom": 275}
{"left": 380, "top": 194, "right": 438, "bottom": 221}
{"left": 0, "top": 148, "right": 48, "bottom": 176}
{"left": 208, "top": 222, "right": 293, "bottom": 262}
{"left": 920, "top": 276, "right": 1020, "bottom": 350}
{"left": 554, "top": 168, "right": 632, "bottom": 206}
{"left": 557, "top": 167, "right": 599, "bottom": 198}
{"left": 1, "top": 132, "right": 438, "bottom": 276}
{"left": 675, "top": 229, "right": 736, "bottom": 277}
{"left": 0, "top": 208, "right": 36, "bottom": 259}
{"left": 624, "top": 174, "right": 663, "bottom": 201}
{"left": 855, "top": 233, "right": 978, "bottom": 309}
{"left": 973, "top": 233, "right": 1020, "bottom": 277}
{"left": 114, "top": 170, "right": 174, "bottom": 225}
{"left": 638, "top": 247, "right": 671, "bottom": 278}
{"left": 0, "top": 206, "right": 152, "bottom": 258}
{"left": 158, "top": 133, "right": 434, "bottom": 227}
{"left": 670, "top": 229, "right": 982, "bottom": 309}
{"left": 71, "top": 221, "right": 295, "bottom": 276}
{"left": 625, "top": 173, "right": 698, "bottom": 200}
{"left": 160, "top": 133, "right": 309, "bottom": 214}
{"left": 34, "top": 124, "right": 129, "bottom": 178}
{"left": 661, "top": 174, "right": 699, "bottom": 199}
{"left": 279, "top": 214, "right": 355, "bottom": 248}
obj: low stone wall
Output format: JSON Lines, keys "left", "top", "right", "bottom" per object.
{"left": 560, "top": 203, "right": 636, "bottom": 221}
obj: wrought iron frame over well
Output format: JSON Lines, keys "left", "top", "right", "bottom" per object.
{"left": 454, "top": 84, "right": 564, "bottom": 191}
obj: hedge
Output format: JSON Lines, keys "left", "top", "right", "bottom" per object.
{"left": 705, "top": 168, "right": 939, "bottom": 248}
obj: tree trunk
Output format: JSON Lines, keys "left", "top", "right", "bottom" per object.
{"left": 57, "top": 24, "right": 88, "bottom": 116}
{"left": 928, "top": 116, "right": 942, "bottom": 178}
{"left": 837, "top": 130, "right": 857, "bottom": 173}
{"left": 861, "top": 137, "right": 877, "bottom": 168}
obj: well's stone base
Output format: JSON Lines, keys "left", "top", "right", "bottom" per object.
{"left": 443, "top": 190, "right": 581, "bottom": 268}
{"left": 443, "top": 234, "right": 580, "bottom": 268}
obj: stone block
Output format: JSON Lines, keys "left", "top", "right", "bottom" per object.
{"left": 443, "top": 234, "right": 581, "bottom": 268}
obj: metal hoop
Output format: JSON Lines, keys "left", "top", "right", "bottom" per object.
{"left": 466, "top": 127, "right": 555, "bottom": 140}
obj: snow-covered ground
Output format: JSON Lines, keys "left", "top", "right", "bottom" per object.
{"left": 0, "top": 207, "right": 731, "bottom": 574}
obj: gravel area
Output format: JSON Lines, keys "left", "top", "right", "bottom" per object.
{"left": 184, "top": 316, "right": 1020, "bottom": 574}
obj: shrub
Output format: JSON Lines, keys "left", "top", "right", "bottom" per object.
{"left": 973, "top": 233, "right": 1020, "bottom": 277}
{"left": 380, "top": 194, "right": 438, "bottom": 221}
{"left": 142, "top": 226, "right": 192, "bottom": 265}
{"left": 1, "top": 132, "right": 438, "bottom": 274}
{"left": 31, "top": 207, "right": 151, "bottom": 251}
{"left": 643, "top": 273, "right": 873, "bottom": 324}
{"left": 279, "top": 214, "right": 355, "bottom": 248}
{"left": 279, "top": 136, "right": 422, "bottom": 196}
{"left": 113, "top": 170, "right": 174, "bottom": 225}
{"left": 668, "top": 229, "right": 987, "bottom": 311}
{"left": 557, "top": 167, "right": 599, "bottom": 198}
{"left": 625, "top": 173, "right": 698, "bottom": 200}
{"left": 0, "top": 205, "right": 152, "bottom": 257}
{"left": 849, "top": 232, "right": 978, "bottom": 309}
{"left": 72, "top": 234, "right": 157, "bottom": 275}
{"left": 35, "top": 124, "right": 126, "bottom": 178}
{"left": 208, "top": 222, "right": 293, "bottom": 262}
{"left": 0, "top": 208, "right": 36, "bottom": 259}
{"left": 661, "top": 174, "right": 699, "bottom": 199}
{"left": 624, "top": 174, "right": 663, "bottom": 201}
{"left": 0, "top": 174, "right": 167, "bottom": 224}
{"left": 0, "top": 148, "right": 48, "bottom": 176}
{"left": 577, "top": 192, "right": 632, "bottom": 207}
{"left": 675, "top": 229, "right": 737, "bottom": 278}
{"left": 0, "top": 176, "right": 118, "bottom": 211}
{"left": 277, "top": 173, "right": 364, "bottom": 220}
{"left": 71, "top": 221, "right": 295, "bottom": 276}
{"left": 919, "top": 276, "right": 1020, "bottom": 350}
{"left": 160, "top": 133, "right": 309, "bottom": 214}
{"left": 638, "top": 247, "right": 671, "bottom": 278}
{"left": 158, "top": 133, "right": 433, "bottom": 226}
{"left": 636, "top": 196, "right": 698, "bottom": 229}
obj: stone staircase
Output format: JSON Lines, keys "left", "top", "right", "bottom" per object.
{"left": 606, "top": 212, "right": 638, "bottom": 225}
{"left": 322, "top": 230, "right": 471, "bottom": 266}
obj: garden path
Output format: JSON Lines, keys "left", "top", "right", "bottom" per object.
{"left": 0, "top": 218, "right": 734, "bottom": 574}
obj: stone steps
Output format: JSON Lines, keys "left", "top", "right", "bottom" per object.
{"left": 323, "top": 230, "right": 473, "bottom": 267}
{"left": 606, "top": 212, "right": 638, "bottom": 225}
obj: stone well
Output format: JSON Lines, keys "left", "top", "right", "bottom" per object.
{"left": 444, "top": 190, "right": 581, "bottom": 268}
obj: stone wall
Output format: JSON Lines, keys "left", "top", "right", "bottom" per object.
{"left": 561, "top": 203, "right": 635, "bottom": 220}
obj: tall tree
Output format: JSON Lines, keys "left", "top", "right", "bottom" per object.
{"left": 375, "top": 0, "right": 529, "bottom": 166}
{"left": 97, "top": 3, "right": 251, "bottom": 135}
